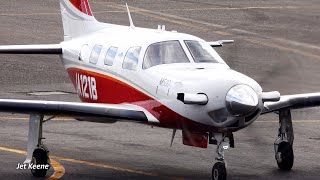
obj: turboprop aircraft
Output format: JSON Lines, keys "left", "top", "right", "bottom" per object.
{"left": 1, "top": 0, "right": 320, "bottom": 179}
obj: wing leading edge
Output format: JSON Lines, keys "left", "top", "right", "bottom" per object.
{"left": 262, "top": 93, "right": 320, "bottom": 114}
{"left": 0, "top": 99, "right": 151, "bottom": 123}
{"left": 0, "top": 44, "right": 62, "bottom": 54}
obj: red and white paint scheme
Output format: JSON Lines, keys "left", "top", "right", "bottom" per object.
{"left": 1, "top": 0, "right": 320, "bottom": 179}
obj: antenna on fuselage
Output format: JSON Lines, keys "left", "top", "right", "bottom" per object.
{"left": 126, "top": 4, "right": 135, "bottom": 29}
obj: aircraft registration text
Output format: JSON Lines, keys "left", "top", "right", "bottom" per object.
{"left": 75, "top": 73, "right": 98, "bottom": 100}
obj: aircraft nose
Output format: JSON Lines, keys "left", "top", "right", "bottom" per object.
{"left": 225, "top": 84, "right": 259, "bottom": 116}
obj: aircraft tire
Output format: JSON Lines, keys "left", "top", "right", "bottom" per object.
{"left": 276, "top": 142, "right": 294, "bottom": 171}
{"left": 31, "top": 148, "right": 50, "bottom": 177}
{"left": 212, "top": 161, "right": 227, "bottom": 180}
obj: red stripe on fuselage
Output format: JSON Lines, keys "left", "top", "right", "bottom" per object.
{"left": 67, "top": 68, "right": 216, "bottom": 132}
{"left": 69, "top": 0, "right": 93, "bottom": 16}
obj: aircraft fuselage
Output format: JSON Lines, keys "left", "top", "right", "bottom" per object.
{"left": 61, "top": 26, "right": 263, "bottom": 132}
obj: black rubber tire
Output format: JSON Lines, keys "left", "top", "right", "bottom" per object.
{"left": 276, "top": 142, "right": 294, "bottom": 171}
{"left": 31, "top": 148, "right": 49, "bottom": 177}
{"left": 212, "top": 162, "right": 227, "bottom": 180}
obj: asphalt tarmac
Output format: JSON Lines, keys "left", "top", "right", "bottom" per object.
{"left": 0, "top": 0, "right": 320, "bottom": 179}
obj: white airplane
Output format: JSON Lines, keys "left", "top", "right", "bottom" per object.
{"left": 1, "top": 0, "right": 320, "bottom": 179}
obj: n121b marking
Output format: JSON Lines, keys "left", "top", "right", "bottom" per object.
{"left": 75, "top": 73, "right": 98, "bottom": 100}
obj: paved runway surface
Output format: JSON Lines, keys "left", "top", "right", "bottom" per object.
{"left": 1, "top": 0, "right": 320, "bottom": 179}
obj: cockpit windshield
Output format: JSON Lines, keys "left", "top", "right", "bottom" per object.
{"left": 185, "top": 40, "right": 224, "bottom": 63}
{"left": 143, "top": 40, "right": 189, "bottom": 69}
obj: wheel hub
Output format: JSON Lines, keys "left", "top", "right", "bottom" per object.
{"left": 213, "top": 169, "right": 219, "bottom": 180}
{"left": 276, "top": 152, "right": 282, "bottom": 163}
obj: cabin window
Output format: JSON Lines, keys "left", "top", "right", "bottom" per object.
{"left": 122, "top": 46, "right": 141, "bottom": 70}
{"left": 79, "top": 44, "right": 88, "bottom": 61}
{"left": 143, "top": 40, "right": 189, "bottom": 69}
{"left": 104, "top": 46, "right": 118, "bottom": 66}
{"left": 185, "top": 41, "right": 223, "bottom": 63}
{"left": 89, "top": 44, "right": 102, "bottom": 64}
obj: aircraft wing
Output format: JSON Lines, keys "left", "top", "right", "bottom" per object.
{"left": 262, "top": 93, "right": 320, "bottom": 114}
{"left": 0, "top": 44, "right": 62, "bottom": 54}
{"left": 0, "top": 99, "right": 155, "bottom": 123}
{"left": 208, "top": 40, "right": 234, "bottom": 47}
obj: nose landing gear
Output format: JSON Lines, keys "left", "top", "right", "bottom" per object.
{"left": 210, "top": 133, "right": 231, "bottom": 180}
{"left": 274, "top": 109, "right": 294, "bottom": 170}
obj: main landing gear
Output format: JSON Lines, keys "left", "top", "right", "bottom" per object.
{"left": 274, "top": 109, "right": 294, "bottom": 170}
{"left": 210, "top": 133, "right": 233, "bottom": 180}
{"left": 25, "top": 114, "right": 50, "bottom": 177}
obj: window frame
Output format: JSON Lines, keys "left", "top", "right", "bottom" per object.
{"left": 184, "top": 40, "right": 224, "bottom": 64}
{"left": 142, "top": 40, "right": 190, "bottom": 69}
{"left": 122, "top": 46, "right": 142, "bottom": 71}
{"left": 79, "top": 44, "right": 89, "bottom": 61}
{"left": 89, "top": 44, "right": 103, "bottom": 65}
{"left": 104, "top": 46, "right": 118, "bottom": 66}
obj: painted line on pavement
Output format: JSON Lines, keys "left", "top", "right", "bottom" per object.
{"left": 0, "top": 11, "right": 127, "bottom": 16}
{"left": 2, "top": 2, "right": 319, "bottom": 60}
{"left": 106, "top": 3, "right": 208, "bottom": 31}
{"left": 245, "top": 38, "right": 320, "bottom": 60}
{"left": 0, "top": 146, "right": 185, "bottom": 180}
{"left": 159, "top": 6, "right": 298, "bottom": 12}
{"left": 103, "top": 3, "right": 320, "bottom": 60}
{"left": 50, "top": 154, "right": 186, "bottom": 180}
{"left": 0, "top": 12, "right": 59, "bottom": 16}
{"left": 47, "top": 159, "right": 65, "bottom": 180}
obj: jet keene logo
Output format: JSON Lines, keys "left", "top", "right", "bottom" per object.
{"left": 75, "top": 73, "right": 98, "bottom": 100}
{"left": 16, "top": 163, "right": 49, "bottom": 170}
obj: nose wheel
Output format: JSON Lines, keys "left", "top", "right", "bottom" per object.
{"left": 212, "top": 161, "right": 227, "bottom": 180}
{"left": 211, "top": 133, "right": 230, "bottom": 180}
{"left": 276, "top": 141, "right": 294, "bottom": 170}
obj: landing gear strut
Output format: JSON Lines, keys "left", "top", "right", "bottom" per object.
{"left": 210, "top": 133, "right": 230, "bottom": 180}
{"left": 25, "top": 114, "right": 50, "bottom": 177}
{"left": 274, "top": 109, "right": 294, "bottom": 170}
